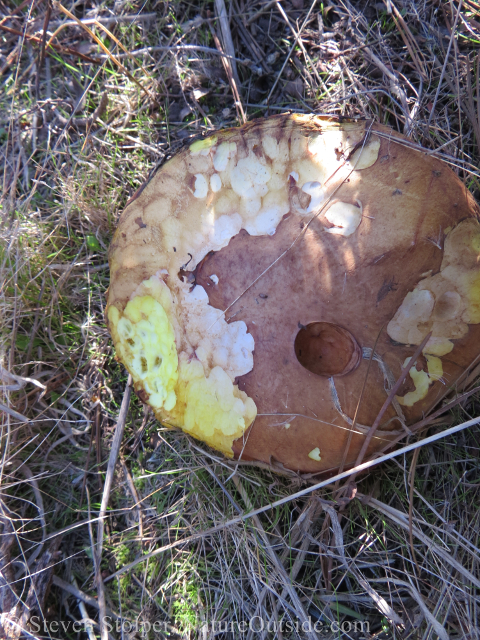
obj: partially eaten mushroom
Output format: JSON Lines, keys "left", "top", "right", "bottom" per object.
{"left": 107, "top": 115, "right": 480, "bottom": 475}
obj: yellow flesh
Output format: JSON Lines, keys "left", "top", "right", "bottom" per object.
{"left": 108, "top": 298, "right": 178, "bottom": 411}
{"left": 108, "top": 295, "right": 256, "bottom": 456}
{"left": 389, "top": 219, "right": 480, "bottom": 405}
{"left": 397, "top": 355, "right": 444, "bottom": 407}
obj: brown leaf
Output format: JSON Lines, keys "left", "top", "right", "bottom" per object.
{"left": 285, "top": 77, "right": 304, "bottom": 98}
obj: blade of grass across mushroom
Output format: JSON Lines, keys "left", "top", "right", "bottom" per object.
{"left": 207, "top": 121, "right": 376, "bottom": 330}
{"left": 346, "top": 332, "right": 432, "bottom": 487}
{"left": 372, "top": 352, "right": 480, "bottom": 458}
{"left": 334, "top": 324, "right": 386, "bottom": 493}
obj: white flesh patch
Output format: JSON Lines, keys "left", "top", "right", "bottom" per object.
{"left": 213, "top": 141, "right": 237, "bottom": 172}
{"left": 387, "top": 289, "right": 435, "bottom": 345}
{"left": 308, "top": 447, "right": 321, "bottom": 461}
{"left": 210, "top": 173, "right": 222, "bottom": 192}
{"left": 230, "top": 155, "right": 272, "bottom": 199}
{"left": 349, "top": 136, "right": 381, "bottom": 170}
{"left": 324, "top": 200, "right": 363, "bottom": 236}
{"left": 193, "top": 174, "right": 208, "bottom": 198}
{"left": 262, "top": 135, "right": 279, "bottom": 159}
{"left": 182, "top": 285, "right": 254, "bottom": 381}
{"left": 201, "top": 213, "right": 243, "bottom": 254}
{"left": 301, "top": 181, "right": 324, "bottom": 213}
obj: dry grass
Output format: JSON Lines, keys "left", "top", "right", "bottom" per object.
{"left": 1, "top": 0, "right": 480, "bottom": 638}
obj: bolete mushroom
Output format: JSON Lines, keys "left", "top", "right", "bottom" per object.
{"left": 107, "top": 115, "right": 480, "bottom": 475}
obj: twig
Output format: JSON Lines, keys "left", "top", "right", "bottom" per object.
{"left": 352, "top": 332, "right": 432, "bottom": 472}
{"left": 54, "top": 92, "right": 108, "bottom": 130}
{"left": 0, "top": 22, "right": 100, "bottom": 64}
{"left": 96, "top": 375, "right": 132, "bottom": 640}
{"left": 97, "top": 44, "right": 251, "bottom": 64}
{"left": 208, "top": 12, "right": 246, "bottom": 124}
{"left": 265, "top": 0, "right": 320, "bottom": 104}
{"left": 52, "top": 575, "right": 120, "bottom": 618}
{"left": 246, "top": 0, "right": 277, "bottom": 24}
{"left": 387, "top": 0, "right": 427, "bottom": 81}
{"left": 408, "top": 446, "right": 421, "bottom": 576}
{"left": 47, "top": 12, "right": 158, "bottom": 29}
{"left": 215, "top": 0, "right": 240, "bottom": 87}
{"left": 0, "top": 0, "right": 33, "bottom": 25}
{"left": 74, "top": 577, "right": 97, "bottom": 640}
{"left": 120, "top": 456, "right": 144, "bottom": 543}
{"left": 35, "top": 0, "right": 51, "bottom": 101}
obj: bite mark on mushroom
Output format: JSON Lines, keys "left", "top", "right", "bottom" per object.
{"left": 349, "top": 136, "right": 381, "bottom": 170}
{"left": 324, "top": 200, "right": 363, "bottom": 237}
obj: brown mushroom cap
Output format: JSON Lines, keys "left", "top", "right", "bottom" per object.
{"left": 107, "top": 114, "right": 480, "bottom": 475}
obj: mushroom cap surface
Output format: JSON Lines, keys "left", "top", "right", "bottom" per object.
{"left": 107, "top": 115, "right": 480, "bottom": 475}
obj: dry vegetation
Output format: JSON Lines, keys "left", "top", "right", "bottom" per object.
{"left": 1, "top": 0, "right": 480, "bottom": 638}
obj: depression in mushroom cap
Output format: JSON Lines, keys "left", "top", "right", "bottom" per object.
{"left": 107, "top": 115, "right": 480, "bottom": 475}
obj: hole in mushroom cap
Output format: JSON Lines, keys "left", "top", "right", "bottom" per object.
{"left": 294, "top": 322, "right": 361, "bottom": 377}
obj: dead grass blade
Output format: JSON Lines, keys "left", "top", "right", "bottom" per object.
{"left": 352, "top": 332, "right": 432, "bottom": 472}
{"left": 106, "top": 415, "right": 480, "bottom": 583}
{"left": 208, "top": 11, "right": 246, "bottom": 124}
{"left": 95, "top": 375, "right": 132, "bottom": 640}
{"left": 51, "top": 2, "right": 156, "bottom": 104}
{"left": 358, "top": 496, "right": 480, "bottom": 591}
{"left": 232, "top": 475, "right": 318, "bottom": 640}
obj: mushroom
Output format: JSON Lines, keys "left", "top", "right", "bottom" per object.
{"left": 107, "top": 115, "right": 480, "bottom": 475}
